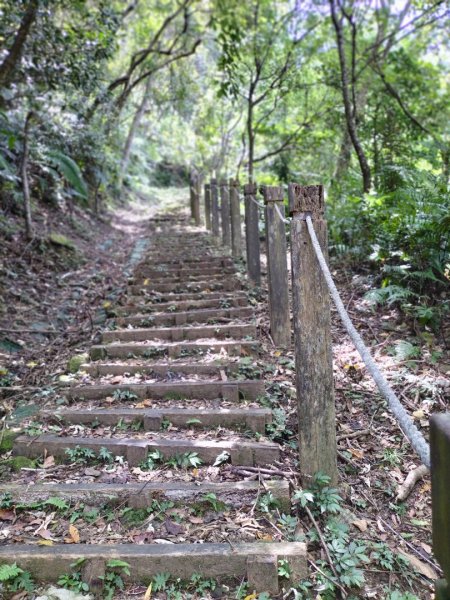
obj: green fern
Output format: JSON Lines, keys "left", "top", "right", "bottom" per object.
{"left": 43, "top": 497, "right": 69, "bottom": 511}
{"left": 0, "top": 563, "right": 22, "bottom": 581}
{"left": 46, "top": 150, "right": 88, "bottom": 200}
{"left": 393, "top": 340, "right": 421, "bottom": 361}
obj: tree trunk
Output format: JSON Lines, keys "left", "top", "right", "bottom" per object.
{"left": 0, "top": 0, "right": 39, "bottom": 90}
{"left": 330, "top": 0, "right": 371, "bottom": 193}
{"left": 247, "top": 99, "right": 254, "bottom": 183}
{"left": 21, "top": 112, "right": 33, "bottom": 240}
{"left": 119, "top": 77, "right": 152, "bottom": 190}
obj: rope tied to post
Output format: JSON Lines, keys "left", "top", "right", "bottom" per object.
{"left": 274, "top": 202, "right": 291, "bottom": 225}
{"left": 304, "top": 214, "right": 431, "bottom": 468}
{"left": 248, "top": 194, "right": 265, "bottom": 209}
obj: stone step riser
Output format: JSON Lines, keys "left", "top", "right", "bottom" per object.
{"left": 129, "top": 280, "right": 242, "bottom": 294}
{"left": 42, "top": 407, "right": 271, "bottom": 432}
{"left": 102, "top": 324, "right": 256, "bottom": 344}
{"left": 69, "top": 380, "right": 264, "bottom": 402}
{"left": 14, "top": 435, "right": 280, "bottom": 467}
{"left": 0, "top": 480, "right": 290, "bottom": 511}
{"left": 0, "top": 542, "right": 307, "bottom": 595}
{"left": 90, "top": 341, "right": 257, "bottom": 360}
{"left": 136, "top": 257, "right": 233, "bottom": 269}
{"left": 131, "top": 272, "right": 234, "bottom": 285}
{"left": 126, "top": 291, "right": 248, "bottom": 304}
{"left": 116, "top": 307, "right": 254, "bottom": 327}
{"left": 121, "top": 297, "right": 248, "bottom": 313}
{"left": 83, "top": 362, "right": 237, "bottom": 378}
{"left": 135, "top": 267, "right": 236, "bottom": 278}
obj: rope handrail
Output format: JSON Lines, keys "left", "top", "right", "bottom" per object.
{"left": 274, "top": 202, "right": 291, "bottom": 224}
{"left": 248, "top": 194, "right": 265, "bottom": 209}
{"left": 304, "top": 214, "right": 430, "bottom": 468}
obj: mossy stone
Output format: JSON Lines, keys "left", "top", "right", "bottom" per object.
{"left": 67, "top": 353, "right": 89, "bottom": 373}
{"left": 0, "top": 430, "right": 20, "bottom": 453}
{"left": 10, "top": 456, "right": 35, "bottom": 471}
{"left": 48, "top": 232, "right": 76, "bottom": 250}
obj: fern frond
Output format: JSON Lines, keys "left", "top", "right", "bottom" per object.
{"left": 0, "top": 563, "right": 22, "bottom": 581}
{"left": 47, "top": 151, "right": 88, "bottom": 200}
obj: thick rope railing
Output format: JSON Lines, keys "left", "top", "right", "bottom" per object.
{"left": 304, "top": 214, "right": 430, "bottom": 468}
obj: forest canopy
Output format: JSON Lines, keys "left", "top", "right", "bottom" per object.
{"left": 0, "top": 0, "right": 449, "bottom": 324}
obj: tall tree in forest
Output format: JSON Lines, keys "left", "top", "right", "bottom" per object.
{"left": 215, "top": 0, "right": 319, "bottom": 182}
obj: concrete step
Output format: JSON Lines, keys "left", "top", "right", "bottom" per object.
{"left": 68, "top": 379, "right": 264, "bottom": 402}
{"left": 90, "top": 339, "right": 259, "bottom": 360}
{"left": 0, "top": 542, "right": 307, "bottom": 594}
{"left": 82, "top": 360, "right": 238, "bottom": 378}
{"left": 14, "top": 434, "right": 280, "bottom": 467}
{"left": 115, "top": 306, "right": 254, "bottom": 327}
{"left": 120, "top": 295, "right": 248, "bottom": 314}
{"left": 101, "top": 323, "right": 256, "bottom": 344}
{"left": 129, "top": 278, "right": 242, "bottom": 295}
{"left": 136, "top": 256, "right": 234, "bottom": 269}
{"left": 0, "top": 480, "right": 289, "bottom": 511}
{"left": 135, "top": 266, "right": 236, "bottom": 278}
{"left": 131, "top": 272, "right": 234, "bottom": 285}
{"left": 42, "top": 406, "right": 271, "bottom": 432}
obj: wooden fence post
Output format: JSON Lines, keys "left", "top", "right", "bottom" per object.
{"left": 189, "top": 172, "right": 195, "bottom": 220}
{"left": 243, "top": 183, "right": 261, "bottom": 286}
{"left": 220, "top": 179, "right": 231, "bottom": 247}
{"left": 289, "top": 183, "right": 338, "bottom": 484}
{"left": 193, "top": 173, "right": 201, "bottom": 226}
{"left": 263, "top": 186, "right": 290, "bottom": 347}
{"left": 210, "top": 178, "right": 220, "bottom": 241}
{"left": 204, "top": 183, "right": 211, "bottom": 231}
{"left": 431, "top": 413, "right": 450, "bottom": 599}
{"left": 229, "top": 178, "right": 242, "bottom": 258}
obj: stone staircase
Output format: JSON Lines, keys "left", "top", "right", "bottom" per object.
{"left": 0, "top": 215, "right": 306, "bottom": 597}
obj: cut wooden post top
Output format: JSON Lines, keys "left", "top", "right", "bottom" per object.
{"left": 210, "top": 178, "right": 217, "bottom": 185}
{"left": 262, "top": 186, "right": 284, "bottom": 203}
{"left": 219, "top": 179, "right": 228, "bottom": 187}
{"left": 229, "top": 178, "right": 240, "bottom": 187}
{"left": 204, "top": 183, "right": 210, "bottom": 190}
{"left": 243, "top": 183, "right": 257, "bottom": 195}
{"left": 288, "top": 183, "right": 324, "bottom": 217}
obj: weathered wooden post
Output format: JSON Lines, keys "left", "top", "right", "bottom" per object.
{"left": 204, "top": 183, "right": 211, "bottom": 231}
{"left": 189, "top": 172, "right": 195, "bottom": 220}
{"left": 289, "top": 183, "right": 338, "bottom": 484}
{"left": 431, "top": 413, "right": 450, "bottom": 599}
{"left": 193, "top": 173, "right": 201, "bottom": 226}
{"left": 243, "top": 183, "right": 261, "bottom": 286}
{"left": 220, "top": 179, "right": 231, "bottom": 248}
{"left": 210, "top": 178, "right": 220, "bottom": 241}
{"left": 263, "top": 186, "right": 290, "bottom": 347}
{"left": 229, "top": 178, "right": 242, "bottom": 258}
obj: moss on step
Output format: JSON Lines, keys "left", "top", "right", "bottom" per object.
{"left": 0, "top": 430, "right": 20, "bottom": 453}
{"left": 67, "top": 353, "right": 89, "bottom": 373}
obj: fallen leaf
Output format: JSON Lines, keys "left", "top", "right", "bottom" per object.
{"left": 398, "top": 550, "right": 438, "bottom": 580}
{"left": 37, "top": 529, "right": 52, "bottom": 540}
{"left": 37, "top": 539, "right": 54, "bottom": 546}
{"left": 349, "top": 448, "right": 364, "bottom": 459}
{"left": 144, "top": 582, "right": 152, "bottom": 600}
{"left": 69, "top": 524, "right": 80, "bottom": 543}
{"left": 189, "top": 516, "right": 203, "bottom": 524}
{"left": 413, "top": 409, "right": 425, "bottom": 420}
{"left": 164, "top": 519, "right": 184, "bottom": 535}
{"left": 244, "top": 594, "right": 257, "bottom": 600}
{"left": 0, "top": 509, "right": 15, "bottom": 521}
{"left": 136, "top": 400, "right": 152, "bottom": 408}
{"left": 352, "top": 519, "right": 368, "bottom": 532}
{"left": 42, "top": 455, "right": 55, "bottom": 469}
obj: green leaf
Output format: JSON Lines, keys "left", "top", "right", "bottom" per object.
{"left": 47, "top": 151, "right": 88, "bottom": 200}
{"left": 0, "top": 563, "right": 23, "bottom": 581}
{"left": 43, "top": 497, "right": 69, "bottom": 511}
